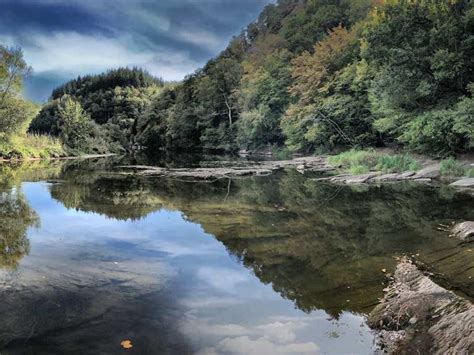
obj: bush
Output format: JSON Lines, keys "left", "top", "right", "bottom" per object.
{"left": 350, "top": 165, "right": 369, "bottom": 175}
{"left": 328, "top": 149, "right": 421, "bottom": 175}
{"left": 376, "top": 154, "right": 420, "bottom": 173}
{"left": 466, "top": 168, "right": 474, "bottom": 178}
{"left": 272, "top": 145, "right": 292, "bottom": 160}
{"left": 440, "top": 158, "right": 466, "bottom": 177}
{"left": 327, "top": 149, "right": 379, "bottom": 169}
{"left": 0, "top": 134, "right": 63, "bottom": 160}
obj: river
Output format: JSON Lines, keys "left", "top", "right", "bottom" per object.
{"left": 0, "top": 157, "right": 472, "bottom": 354}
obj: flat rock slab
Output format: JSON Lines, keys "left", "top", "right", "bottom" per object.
{"left": 452, "top": 221, "right": 474, "bottom": 242}
{"left": 414, "top": 164, "right": 441, "bottom": 179}
{"left": 369, "top": 258, "right": 473, "bottom": 354}
{"left": 118, "top": 157, "right": 333, "bottom": 180}
{"left": 450, "top": 178, "right": 474, "bottom": 188}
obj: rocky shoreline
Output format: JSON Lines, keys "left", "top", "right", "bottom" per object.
{"left": 117, "top": 156, "right": 474, "bottom": 189}
{"left": 368, "top": 257, "right": 473, "bottom": 354}
{"left": 117, "top": 156, "right": 334, "bottom": 180}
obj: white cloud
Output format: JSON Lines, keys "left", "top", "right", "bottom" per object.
{"left": 175, "top": 28, "right": 224, "bottom": 52}
{"left": 19, "top": 31, "right": 199, "bottom": 81}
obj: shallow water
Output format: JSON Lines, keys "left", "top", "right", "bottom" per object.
{"left": 0, "top": 158, "right": 472, "bottom": 354}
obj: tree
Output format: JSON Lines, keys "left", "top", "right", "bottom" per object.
{"left": 56, "top": 96, "right": 96, "bottom": 152}
{"left": 0, "top": 46, "right": 33, "bottom": 139}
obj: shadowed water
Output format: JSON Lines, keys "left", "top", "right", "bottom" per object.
{"left": 0, "top": 158, "right": 472, "bottom": 354}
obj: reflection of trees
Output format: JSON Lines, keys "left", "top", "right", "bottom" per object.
{"left": 145, "top": 173, "right": 474, "bottom": 316}
{"left": 47, "top": 161, "right": 474, "bottom": 316}
{"left": 0, "top": 189, "right": 38, "bottom": 269}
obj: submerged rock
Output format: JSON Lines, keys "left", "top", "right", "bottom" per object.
{"left": 118, "top": 157, "right": 334, "bottom": 180}
{"left": 368, "top": 258, "right": 473, "bottom": 354}
{"left": 452, "top": 221, "right": 474, "bottom": 242}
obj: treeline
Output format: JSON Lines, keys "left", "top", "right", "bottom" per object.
{"left": 30, "top": 0, "right": 474, "bottom": 156}
{"left": 0, "top": 46, "right": 63, "bottom": 159}
{"left": 30, "top": 68, "right": 164, "bottom": 154}
{"left": 135, "top": 0, "right": 474, "bottom": 156}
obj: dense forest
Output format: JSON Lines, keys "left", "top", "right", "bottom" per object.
{"left": 11, "top": 0, "right": 474, "bottom": 157}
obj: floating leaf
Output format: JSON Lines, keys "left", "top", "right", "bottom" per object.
{"left": 121, "top": 340, "right": 133, "bottom": 349}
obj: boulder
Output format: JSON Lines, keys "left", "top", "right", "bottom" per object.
{"left": 369, "top": 258, "right": 474, "bottom": 354}
{"left": 452, "top": 221, "right": 474, "bottom": 242}
{"left": 415, "top": 164, "right": 441, "bottom": 179}
{"left": 450, "top": 178, "right": 474, "bottom": 188}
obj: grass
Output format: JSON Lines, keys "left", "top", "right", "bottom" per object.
{"left": 272, "top": 145, "right": 292, "bottom": 160}
{"left": 467, "top": 168, "right": 474, "bottom": 178}
{"left": 327, "top": 149, "right": 420, "bottom": 175}
{"left": 440, "top": 157, "right": 466, "bottom": 177}
{"left": 0, "top": 134, "right": 64, "bottom": 160}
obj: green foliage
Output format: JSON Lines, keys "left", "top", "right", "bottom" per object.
{"left": 375, "top": 154, "right": 420, "bottom": 173}
{"left": 363, "top": 0, "right": 474, "bottom": 154}
{"left": 0, "top": 45, "right": 64, "bottom": 159}
{"left": 0, "top": 134, "right": 63, "bottom": 160}
{"left": 349, "top": 164, "right": 369, "bottom": 175}
{"left": 328, "top": 149, "right": 420, "bottom": 174}
{"left": 29, "top": 0, "right": 474, "bottom": 156}
{"left": 30, "top": 68, "right": 162, "bottom": 154}
{"left": 440, "top": 158, "right": 466, "bottom": 177}
{"left": 466, "top": 168, "right": 474, "bottom": 178}
{"left": 0, "top": 46, "right": 33, "bottom": 139}
{"left": 272, "top": 145, "right": 292, "bottom": 160}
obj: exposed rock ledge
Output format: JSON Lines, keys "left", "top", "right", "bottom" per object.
{"left": 118, "top": 156, "right": 334, "bottom": 180}
{"left": 368, "top": 258, "right": 473, "bottom": 354}
{"left": 315, "top": 163, "right": 442, "bottom": 185}
{"left": 452, "top": 221, "right": 474, "bottom": 242}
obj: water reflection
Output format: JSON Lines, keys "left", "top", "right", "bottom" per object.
{"left": 0, "top": 158, "right": 472, "bottom": 353}
{"left": 0, "top": 188, "right": 37, "bottom": 269}
{"left": 46, "top": 161, "right": 474, "bottom": 313}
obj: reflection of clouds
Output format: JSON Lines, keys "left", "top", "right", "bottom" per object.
{"left": 181, "top": 296, "right": 246, "bottom": 309}
{"left": 183, "top": 316, "right": 320, "bottom": 355}
{"left": 217, "top": 336, "right": 319, "bottom": 354}
{"left": 197, "top": 266, "right": 250, "bottom": 292}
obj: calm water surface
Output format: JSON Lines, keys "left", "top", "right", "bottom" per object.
{"left": 0, "top": 158, "right": 472, "bottom": 354}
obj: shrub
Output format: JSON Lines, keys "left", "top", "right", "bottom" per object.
{"left": 327, "top": 149, "right": 379, "bottom": 169}
{"left": 466, "top": 168, "right": 474, "bottom": 178}
{"left": 376, "top": 154, "right": 420, "bottom": 173}
{"left": 328, "top": 149, "right": 421, "bottom": 175}
{"left": 350, "top": 165, "right": 370, "bottom": 175}
{"left": 440, "top": 158, "right": 466, "bottom": 177}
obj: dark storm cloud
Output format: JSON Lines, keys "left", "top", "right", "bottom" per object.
{"left": 0, "top": 0, "right": 271, "bottom": 101}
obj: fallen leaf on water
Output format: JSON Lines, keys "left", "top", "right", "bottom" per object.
{"left": 121, "top": 340, "right": 133, "bottom": 349}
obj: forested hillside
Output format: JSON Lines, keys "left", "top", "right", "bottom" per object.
{"left": 29, "top": 68, "right": 164, "bottom": 154}
{"left": 30, "top": 0, "right": 474, "bottom": 156}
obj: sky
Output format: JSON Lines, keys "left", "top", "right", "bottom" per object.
{"left": 0, "top": 0, "right": 271, "bottom": 102}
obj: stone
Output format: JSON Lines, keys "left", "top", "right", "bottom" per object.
{"left": 400, "top": 171, "right": 416, "bottom": 178}
{"left": 372, "top": 173, "right": 401, "bottom": 182}
{"left": 369, "top": 258, "right": 474, "bottom": 354}
{"left": 415, "top": 164, "right": 441, "bottom": 179}
{"left": 342, "top": 173, "right": 379, "bottom": 184}
{"left": 452, "top": 221, "right": 474, "bottom": 242}
{"left": 450, "top": 178, "right": 474, "bottom": 188}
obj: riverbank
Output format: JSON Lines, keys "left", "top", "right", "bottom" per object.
{"left": 117, "top": 149, "right": 474, "bottom": 189}
{"left": 0, "top": 153, "right": 117, "bottom": 164}
{"left": 369, "top": 257, "right": 473, "bottom": 354}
